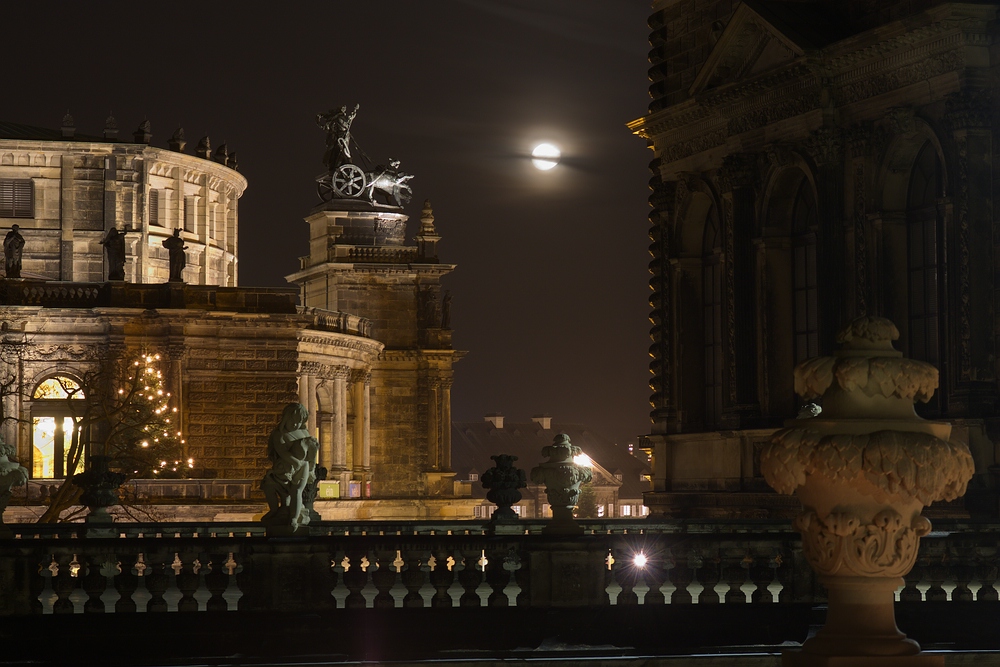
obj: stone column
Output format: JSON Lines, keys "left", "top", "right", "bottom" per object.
{"left": 761, "top": 317, "right": 974, "bottom": 666}
{"left": 427, "top": 378, "right": 440, "bottom": 471}
{"left": 945, "top": 90, "right": 996, "bottom": 414}
{"left": 167, "top": 342, "right": 186, "bottom": 458}
{"left": 804, "top": 128, "right": 846, "bottom": 353}
{"left": 332, "top": 367, "right": 349, "bottom": 495}
{"left": 59, "top": 154, "right": 76, "bottom": 281}
{"left": 441, "top": 378, "right": 452, "bottom": 471}
{"left": 719, "top": 153, "right": 761, "bottom": 428}
{"left": 351, "top": 370, "right": 371, "bottom": 497}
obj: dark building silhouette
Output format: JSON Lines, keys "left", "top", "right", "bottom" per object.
{"left": 630, "top": 0, "right": 1000, "bottom": 517}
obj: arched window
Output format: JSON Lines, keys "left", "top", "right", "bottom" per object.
{"left": 907, "top": 142, "right": 942, "bottom": 364}
{"left": 702, "top": 211, "right": 723, "bottom": 428}
{"left": 791, "top": 178, "right": 819, "bottom": 363}
{"left": 30, "top": 376, "right": 85, "bottom": 479}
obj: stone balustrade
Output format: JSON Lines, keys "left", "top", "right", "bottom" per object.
{"left": 2, "top": 517, "right": 998, "bottom": 616}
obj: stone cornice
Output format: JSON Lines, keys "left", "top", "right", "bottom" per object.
{"left": 633, "top": 3, "right": 992, "bottom": 170}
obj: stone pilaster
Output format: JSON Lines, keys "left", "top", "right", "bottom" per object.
{"left": 646, "top": 167, "right": 677, "bottom": 433}
{"left": 718, "top": 153, "right": 761, "bottom": 428}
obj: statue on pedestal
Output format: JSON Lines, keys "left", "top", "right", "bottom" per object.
{"left": 260, "top": 403, "right": 319, "bottom": 532}
{"left": 162, "top": 229, "right": 187, "bottom": 282}
{"left": 0, "top": 437, "right": 27, "bottom": 536}
{"left": 3, "top": 225, "right": 24, "bottom": 279}
{"left": 101, "top": 227, "right": 127, "bottom": 281}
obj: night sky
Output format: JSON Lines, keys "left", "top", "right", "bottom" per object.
{"left": 6, "top": 1, "right": 654, "bottom": 447}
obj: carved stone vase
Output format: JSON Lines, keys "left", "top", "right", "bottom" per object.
{"left": 72, "top": 455, "right": 127, "bottom": 524}
{"left": 761, "top": 317, "right": 974, "bottom": 666}
{"left": 530, "top": 433, "right": 592, "bottom": 535}
{"left": 481, "top": 454, "right": 527, "bottom": 530}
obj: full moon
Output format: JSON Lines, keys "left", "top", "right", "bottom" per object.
{"left": 531, "top": 143, "right": 560, "bottom": 170}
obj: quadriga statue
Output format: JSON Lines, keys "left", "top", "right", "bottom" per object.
{"left": 260, "top": 403, "right": 319, "bottom": 534}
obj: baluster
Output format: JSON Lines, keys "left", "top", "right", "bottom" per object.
{"left": 457, "top": 548, "right": 483, "bottom": 607}
{"left": 775, "top": 552, "right": 795, "bottom": 603}
{"left": 641, "top": 553, "right": 666, "bottom": 605}
{"left": 750, "top": 556, "right": 775, "bottom": 604}
{"left": 28, "top": 556, "right": 46, "bottom": 615}
{"left": 975, "top": 560, "right": 998, "bottom": 601}
{"left": 401, "top": 549, "right": 428, "bottom": 608}
{"left": 514, "top": 548, "right": 530, "bottom": 607}
{"left": 723, "top": 555, "right": 748, "bottom": 604}
{"left": 308, "top": 550, "right": 337, "bottom": 612}
{"left": 342, "top": 549, "right": 370, "bottom": 609}
{"left": 899, "top": 563, "right": 923, "bottom": 602}
{"left": 952, "top": 563, "right": 974, "bottom": 602}
{"left": 51, "top": 553, "right": 77, "bottom": 614}
{"left": 429, "top": 549, "right": 455, "bottom": 608}
{"left": 371, "top": 549, "right": 397, "bottom": 609}
{"left": 697, "top": 557, "right": 721, "bottom": 604}
{"left": 175, "top": 551, "right": 201, "bottom": 612}
{"left": 484, "top": 547, "right": 511, "bottom": 607}
{"left": 925, "top": 562, "right": 948, "bottom": 602}
{"left": 204, "top": 552, "right": 230, "bottom": 612}
{"left": 114, "top": 553, "right": 139, "bottom": 613}
{"left": 144, "top": 552, "right": 171, "bottom": 612}
{"left": 614, "top": 547, "right": 639, "bottom": 605}
{"left": 668, "top": 553, "right": 694, "bottom": 604}
{"left": 81, "top": 553, "right": 108, "bottom": 613}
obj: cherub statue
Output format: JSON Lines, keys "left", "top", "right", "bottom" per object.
{"left": 260, "top": 403, "right": 319, "bottom": 531}
{"left": 0, "top": 437, "right": 28, "bottom": 529}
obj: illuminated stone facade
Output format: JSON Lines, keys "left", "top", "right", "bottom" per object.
{"left": 0, "top": 119, "right": 471, "bottom": 519}
{"left": 631, "top": 1, "right": 1000, "bottom": 517}
{"left": 287, "top": 198, "right": 464, "bottom": 499}
{"left": 0, "top": 119, "right": 242, "bottom": 285}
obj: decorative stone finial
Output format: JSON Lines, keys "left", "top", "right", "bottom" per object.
{"left": 227, "top": 151, "right": 238, "bottom": 171}
{"left": 195, "top": 135, "right": 211, "bottom": 159}
{"left": 61, "top": 111, "right": 75, "bottom": 139}
{"left": 213, "top": 143, "right": 229, "bottom": 165}
{"left": 481, "top": 454, "right": 527, "bottom": 531}
{"left": 168, "top": 127, "right": 187, "bottom": 153}
{"left": 72, "top": 455, "right": 127, "bottom": 524}
{"left": 133, "top": 120, "right": 152, "bottom": 144}
{"left": 760, "top": 316, "right": 974, "bottom": 663}
{"left": 103, "top": 114, "right": 119, "bottom": 141}
{"left": 420, "top": 200, "right": 436, "bottom": 234}
{"left": 530, "top": 433, "right": 593, "bottom": 535}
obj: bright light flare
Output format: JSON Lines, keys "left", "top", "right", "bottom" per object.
{"left": 573, "top": 453, "right": 593, "bottom": 467}
{"left": 633, "top": 553, "right": 648, "bottom": 568}
{"left": 531, "top": 143, "right": 560, "bottom": 171}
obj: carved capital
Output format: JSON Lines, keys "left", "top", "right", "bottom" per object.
{"left": 803, "top": 127, "right": 843, "bottom": 168}
{"left": 945, "top": 89, "right": 993, "bottom": 130}
{"left": 719, "top": 152, "right": 761, "bottom": 192}
{"left": 885, "top": 106, "right": 916, "bottom": 137}
{"left": 794, "top": 509, "right": 930, "bottom": 578}
{"left": 350, "top": 369, "right": 371, "bottom": 385}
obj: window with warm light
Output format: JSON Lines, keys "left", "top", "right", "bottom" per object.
{"left": 30, "top": 376, "right": 86, "bottom": 479}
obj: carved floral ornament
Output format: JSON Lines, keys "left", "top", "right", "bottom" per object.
{"left": 761, "top": 316, "right": 974, "bottom": 506}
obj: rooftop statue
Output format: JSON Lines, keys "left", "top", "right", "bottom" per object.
{"left": 3, "top": 225, "right": 24, "bottom": 279}
{"left": 315, "top": 105, "right": 414, "bottom": 208}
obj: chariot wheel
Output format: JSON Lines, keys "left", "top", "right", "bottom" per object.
{"left": 333, "top": 164, "right": 366, "bottom": 198}
{"left": 316, "top": 178, "right": 335, "bottom": 202}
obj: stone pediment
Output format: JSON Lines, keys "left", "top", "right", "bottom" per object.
{"left": 689, "top": 2, "right": 805, "bottom": 97}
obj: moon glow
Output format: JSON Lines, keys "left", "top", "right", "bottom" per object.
{"left": 531, "top": 143, "right": 560, "bottom": 170}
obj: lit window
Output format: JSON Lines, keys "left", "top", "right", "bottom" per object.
{"left": 32, "top": 377, "right": 84, "bottom": 400}
{"left": 597, "top": 505, "right": 605, "bottom": 517}
{"left": 0, "top": 179, "right": 33, "bottom": 218}
{"left": 474, "top": 505, "right": 493, "bottom": 519}
{"left": 512, "top": 505, "right": 522, "bottom": 516}
{"left": 468, "top": 472, "right": 479, "bottom": 482}
{"left": 620, "top": 505, "right": 633, "bottom": 516}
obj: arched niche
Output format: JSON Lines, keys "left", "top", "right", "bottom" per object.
{"left": 757, "top": 164, "right": 819, "bottom": 418}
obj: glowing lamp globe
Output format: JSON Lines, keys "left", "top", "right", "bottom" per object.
{"left": 532, "top": 143, "right": 560, "bottom": 170}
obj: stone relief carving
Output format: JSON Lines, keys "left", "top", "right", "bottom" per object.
{"left": 794, "top": 509, "right": 930, "bottom": 578}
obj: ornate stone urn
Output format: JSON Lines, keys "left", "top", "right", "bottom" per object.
{"left": 481, "top": 454, "right": 527, "bottom": 529}
{"left": 530, "top": 433, "right": 592, "bottom": 535}
{"left": 72, "top": 455, "right": 127, "bottom": 523}
{"left": 761, "top": 317, "right": 974, "bottom": 666}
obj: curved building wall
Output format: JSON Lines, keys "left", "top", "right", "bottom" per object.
{"left": 0, "top": 140, "right": 245, "bottom": 285}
